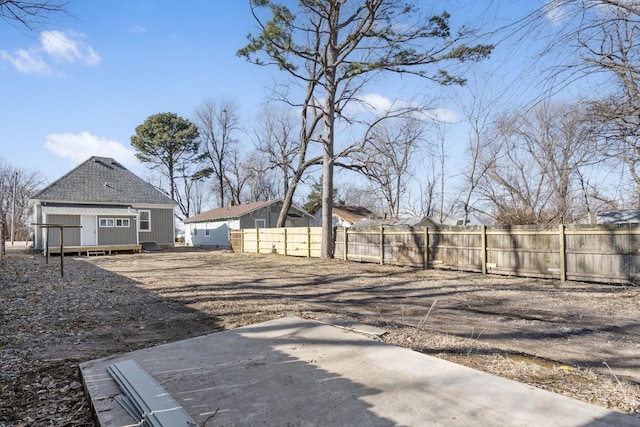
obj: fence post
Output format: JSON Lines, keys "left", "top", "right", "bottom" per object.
{"left": 307, "top": 227, "right": 311, "bottom": 258}
{"left": 283, "top": 228, "right": 288, "bottom": 256}
{"left": 379, "top": 226, "right": 384, "bottom": 265}
{"left": 559, "top": 224, "right": 566, "bottom": 281}
{"left": 240, "top": 230, "right": 244, "bottom": 253}
{"left": 256, "top": 228, "right": 260, "bottom": 254}
{"left": 481, "top": 225, "right": 487, "bottom": 274}
{"left": 343, "top": 227, "right": 348, "bottom": 261}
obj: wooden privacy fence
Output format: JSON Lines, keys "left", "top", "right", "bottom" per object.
{"left": 229, "top": 227, "right": 323, "bottom": 258}
{"left": 230, "top": 224, "right": 640, "bottom": 284}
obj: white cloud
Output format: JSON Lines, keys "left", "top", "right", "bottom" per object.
{"left": 128, "top": 25, "right": 147, "bottom": 34}
{"left": 41, "top": 30, "right": 101, "bottom": 65}
{"left": 359, "top": 93, "right": 394, "bottom": 112}
{"left": 44, "top": 132, "right": 138, "bottom": 167}
{"left": 0, "top": 48, "right": 51, "bottom": 74}
{"left": 350, "top": 93, "right": 456, "bottom": 123}
{"left": 0, "top": 29, "right": 100, "bottom": 73}
{"left": 423, "top": 107, "right": 458, "bottom": 123}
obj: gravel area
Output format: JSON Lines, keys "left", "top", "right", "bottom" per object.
{"left": 1, "top": 244, "right": 639, "bottom": 425}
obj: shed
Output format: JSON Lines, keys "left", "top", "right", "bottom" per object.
{"left": 183, "top": 199, "right": 313, "bottom": 247}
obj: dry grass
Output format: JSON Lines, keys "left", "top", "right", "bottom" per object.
{"left": 2, "top": 245, "right": 640, "bottom": 425}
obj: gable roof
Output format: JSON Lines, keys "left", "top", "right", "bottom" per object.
{"left": 332, "top": 205, "right": 376, "bottom": 225}
{"left": 183, "top": 199, "right": 312, "bottom": 223}
{"left": 31, "top": 156, "right": 175, "bottom": 206}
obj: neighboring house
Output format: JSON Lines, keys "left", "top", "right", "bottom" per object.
{"left": 183, "top": 199, "right": 313, "bottom": 247}
{"left": 596, "top": 210, "right": 640, "bottom": 224}
{"left": 312, "top": 205, "right": 377, "bottom": 227}
{"left": 29, "top": 156, "right": 177, "bottom": 254}
{"left": 350, "top": 216, "right": 437, "bottom": 229}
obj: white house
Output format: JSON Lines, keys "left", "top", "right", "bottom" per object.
{"left": 183, "top": 199, "right": 313, "bottom": 247}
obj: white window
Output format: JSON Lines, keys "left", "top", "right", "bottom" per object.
{"left": 205, "top": 224, "right": 210, "bottom": 237}
{"left": 116, "top": 218, "right": 130, "bottom": 227}
{"left": 139, "top": 210, "right": 151, "bottom": 232}
{"left": 255, "top": 218, "right": 266, "bottom": 228}
{"left": 99, "top": 218, "right": 114, "bottom": 228}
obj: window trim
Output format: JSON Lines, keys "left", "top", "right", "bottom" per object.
{"left": 254, "top": 218, "right": 266, "bottom": 228}
{"left": 116, "top": 218, "right": 130, "bottom": 228}
{"left": 99, "top": 218, "right": 114, "bottom": 228}
{"left": 139, "top": 210, "right": 151, "bottom": 232}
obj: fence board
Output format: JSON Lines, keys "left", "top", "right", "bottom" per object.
{"left": 230, "top": 224, "right": 640, "bottom": 284}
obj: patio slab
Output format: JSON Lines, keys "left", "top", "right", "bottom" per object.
{"left": 80, "top": 316, "right": 640, "bottom": 426}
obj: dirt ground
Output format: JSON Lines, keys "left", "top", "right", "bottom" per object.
{"left": 1, "top": 245, "right": 640, "bottom": 426}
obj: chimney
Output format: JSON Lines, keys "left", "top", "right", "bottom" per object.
{"left": 229, "top": 200, "right": 235, "bottom": 207}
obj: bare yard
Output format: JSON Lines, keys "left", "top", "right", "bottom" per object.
{"left": 1, "top": 245, "right": 639, "bottom": 425}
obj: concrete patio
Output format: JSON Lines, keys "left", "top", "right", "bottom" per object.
{"left": 80, "top": 317, "right": 640, "bottom": 426}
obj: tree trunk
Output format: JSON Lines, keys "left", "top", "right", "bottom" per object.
{"left": 320, "top": 1, "right": 340, "bottom": 259}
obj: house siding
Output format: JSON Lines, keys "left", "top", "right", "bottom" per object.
{"left": 137, "top": 207, "right": 175, "bottom": 245}
{"left": 97, "top": 216, "right": 137, "bottom": 245}
{"left": 186, "top": 220, "right": 233, "bottom": 247}
{"left": 182, "top": 201, "right": 312, "bottom": 247}
{"left": 239, "top": 206, "right": 272, "bottom": 228}
{"left": 44, "top": 215, "right": 81, "bottom": 247}
{"left": 33, "top": 205, "right": 44, "bottom": 248}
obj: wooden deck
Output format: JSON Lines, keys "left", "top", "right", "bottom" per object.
{"left": 46, "top": 244, "right": 142, "bottom": 256}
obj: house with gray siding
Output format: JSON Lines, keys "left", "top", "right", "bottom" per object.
{"left": 183, "top": 200, "right": 312, "bottom": 247}
{"left": 29, "top": 156, "right": 177, "bottom": 255}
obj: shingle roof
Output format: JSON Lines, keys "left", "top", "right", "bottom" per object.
{"left": 183, "top": 200, "right": 314, "bottom": 223}
{"left": 183, "top": 200, "right": 279, "bottom": 223}
{"left": 332, "top": 205, "right": 375, "bottom": 225}
{"left": 31, "top": 156, "right": 176, "bottom": 206}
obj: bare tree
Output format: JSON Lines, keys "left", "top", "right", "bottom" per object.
{"left": 194, "top": 99, "right": 241, "bottom": 208}
{"left": 0, "top": 159, "right": 45, "bottom": 243}
{"left": 482, "top": 102, "right": 596, "bottom": 225}
{"left": 456, "top": 80, "right": 500, "bottom": 225}
{"left": 240, "top": 0, "right": 492, "bottom": 258}
{"left": 253, "top": 107, "right": 299, "bottom": 198}
{"left": 588, "top": 93, "right": 640, "bottom": 208}
{"left": 173, "top": 161, "right": 206, "bottom": 219}
{"left": 356, "top": 116, "right": 425, "bottom": 218}
{"left": 0, "top": 0, "right": 68, "bottom": 31}
{"left": 243, "top": 151, "right": 280, "bottom": 202}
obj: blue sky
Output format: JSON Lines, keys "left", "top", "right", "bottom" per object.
{"left": 0, "top": 1, "right": 602, "bottom": 206}
{"left": 1, "top": 1, "right": 267, "bottom": 181}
